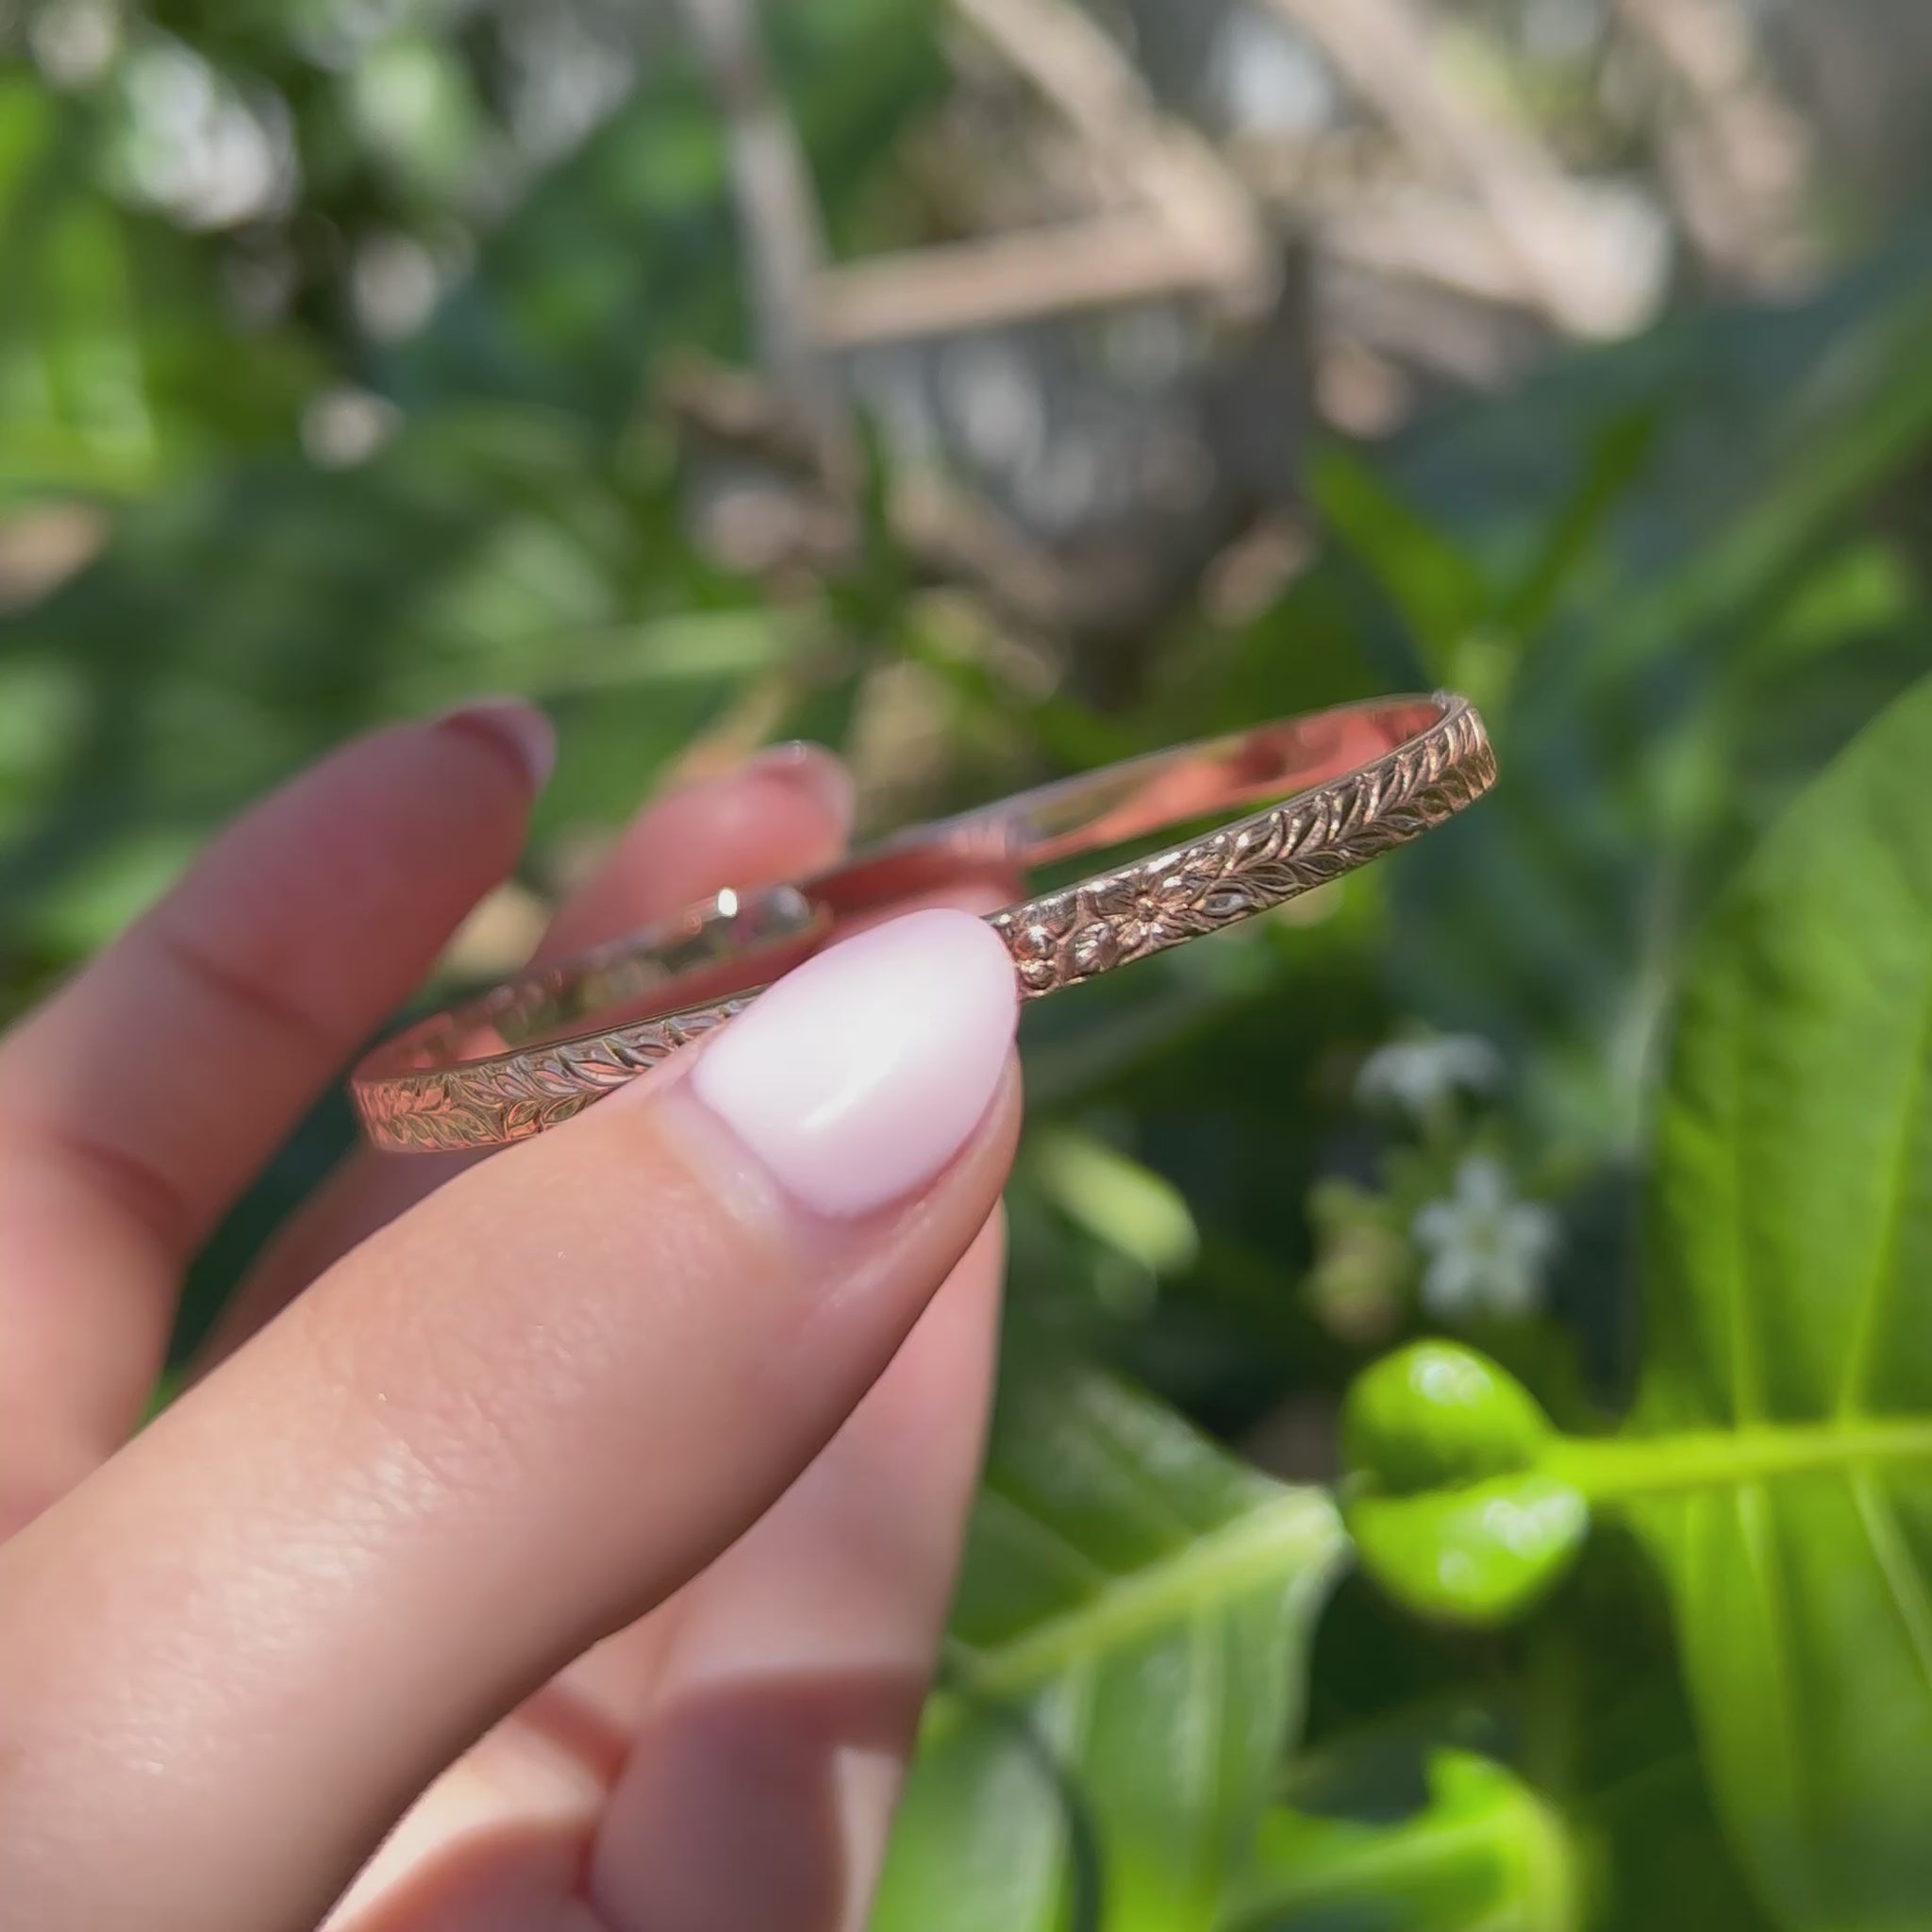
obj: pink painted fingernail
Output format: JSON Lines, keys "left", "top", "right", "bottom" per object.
{"left": 433, "top": 698, "right": 557, "bottom": 791}
{"left": 691, "top": 908, "right": 1018, "bottom": 1218}
{"left": 744, "top": 741, "right": 855, "bottom": 832}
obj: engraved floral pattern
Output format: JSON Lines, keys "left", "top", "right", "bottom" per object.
{"left": 988, "top": 698, "right": 1494, "bottom": 996}
{"left": 357, "top": 697, "right": 1495, "bottom": 1152}
{"left": 356, "top": 1001, "right": 751, "bottom": 1154}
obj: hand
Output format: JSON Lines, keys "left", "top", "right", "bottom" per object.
{"left": 0, "top": 705, "right": 1023, "bottom": 1932}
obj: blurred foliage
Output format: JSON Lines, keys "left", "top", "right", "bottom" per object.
{"left": 1342, "top": 1341, "right": 1589, "bottom": 1628}
{"left": 8, "top": 0, "right": 1932, "bottom": 1926}
{"left": 1239, "top": 1750, "right": 1584, "bottom": 1932}
{"left": 874, "top": 1359, "right": 1345, "bottom": 1931}
{"left": 1628, "top": 675, "right": 1932, "bottom": 1929}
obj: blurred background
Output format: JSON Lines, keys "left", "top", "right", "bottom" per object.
{"left": 6, "top": 0, "right": 1932, "bottom": 1924}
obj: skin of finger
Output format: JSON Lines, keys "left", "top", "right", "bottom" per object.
{"left": 306, "top": 874, "right": 1025, "bottom": 1932}
{"left": 316, "top": 1218, "right": 1004, "bottom": 1932}
{"left": 203, "top": 748, "right": 856, "bottom": 1366}
{"left": 0, "top": 1051, "right": 1021, "bottom": 1932}
{"left": 192, "top": 743, "right": 877, "bottom": 1924}
{"left": 583, "top": 883, "right": 1020, "bottom": 1932}
{"left": 0, "top": 718, "right": 541, "bottom": 1520}
{"left": 533, "top": 744, "right": 853, "bottom": 966}
{"left": 589, "top": 1209, "right": 1006, "bottom": 1932}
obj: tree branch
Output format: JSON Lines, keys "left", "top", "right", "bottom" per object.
{"left": 671, "top": 0, "right": 853, "bottom": 468}
{"left": 949, "top": 0, "right": 1276, "bottom": 321}
{"left": 1615, "top": 0, "right": 1818, "bottom": 291}
{"left": 1257, "top": 0, "right": 1657, "bottom": 338}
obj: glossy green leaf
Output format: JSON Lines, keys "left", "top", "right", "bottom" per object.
{"left": 872, "top": 1362, "right": 1348, "bottom": 1932}
{"left": 1609, "top": 669, "right": 1932, "bottom": 1928}
{"left": 1227, "top": 1751, "right": 1584, "bottom": 1932}
{"left": 1337, "top": 678, "right": 1932, "bottom": 1924}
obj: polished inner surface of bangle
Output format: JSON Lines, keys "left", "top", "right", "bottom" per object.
{"left": 352, "top": 694, "right": 1488, "bottom": 1149}
{"left": 805, "top": 696, "right": 1447, "bottom": 920}
{"left": 369, "top": 695, "right": 1455, "bottom": 1084}
{"left": 382, "top": 883, "right": 822, "bottom": 1069}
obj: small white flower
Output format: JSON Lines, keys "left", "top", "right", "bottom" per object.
{"left": 1356, "top": 1034, "right": 1504, "bottom": 1119}
{"left": 1412, "top": 1157, "right": 1558, "bottom": 1322}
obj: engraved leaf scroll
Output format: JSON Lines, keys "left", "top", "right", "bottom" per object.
{"left": 358, "top": 700, "right": 1493, "bottom": 1151}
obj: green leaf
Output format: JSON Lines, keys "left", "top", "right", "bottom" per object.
{"left": 1341, "top": 1343, "right": 1590, "bottom": 1627}
{"left": 0, "top": 406, "right": 786, "bottom": 938}
{"left": 872, "top": 1361, "right": 1348, "bottom": 1932}
{"left": 0, "top": 77, "right": 318, "bottom": 502}
{"left": 1354, "top": 258, "right": 1932, "bottom": 1159}
{"left": 1334, "top": 679, "right": 1932, "bottom": 1925}
{"left": 1226, "top": 1751, "right": 1585, "bottom": 1932}
{"left": 1494, "top": 404, "right": 1661, "bottom": 645}
{"left": 1027, "top": 1124, "right": 1201, "bottom": 1279}
{"left": 1519, "top": 1557, "right": 1780, "bottom": 1932}
{"left": 1308, "top": 445, "right": 1492, "bottom": 687}
{"left": 1610, "top": 668, "right": 1932, "bottom": 1928}
{"left": 388, "top": 0, "right": 949, "bottom": 414}
{"left": 0, "top": 80, "right": 150, "bottom": 495}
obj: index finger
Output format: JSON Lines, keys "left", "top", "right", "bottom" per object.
{"left": 0, "top": 705, "right": 551, "bottom": 1521}
{"left": 204, "top": 742, "right": 857, "bottom": 1361}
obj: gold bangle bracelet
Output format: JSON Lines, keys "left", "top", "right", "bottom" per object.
{"left": 353, "top": 692, "right": 1495, "bottom": 1154}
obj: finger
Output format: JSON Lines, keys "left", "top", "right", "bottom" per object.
{"left": 316, "top": 881, "right": 1024, "bottom": 1932}
{"left": 591, "top": 1212, "right": 1006, "bottom": 1932}
{"left": 204, "top": 744, "right": 855, "bottom": 1363}
{"left": 192, "top": 741, "right": 860, "bottom": 1928}
{"left": 0, "top": 703, "right": 551, "bottom": 1518}
{"left": 537, "top": 740, "right": 853, "bottom": 965}
{"left": 0, "top": 909, "right": 1021, "bottom": 1932}
{"left": 319, "top": 1224, "right": 1004, "bottom": 1932}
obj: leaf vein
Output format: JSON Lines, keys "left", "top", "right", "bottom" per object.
{"left": 1851, "top": 1470, "right": 1932, "bottom": 1706}
{"left": 1835, "top": 952, "right": 1932, "bottom": 1416}
{"left": 942, "top": 1492, "right": 1343, "bottom": 1713}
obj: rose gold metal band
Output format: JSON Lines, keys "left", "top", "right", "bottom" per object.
{"left": 352, "top": 692, "right": 1495, "bottom": 1153}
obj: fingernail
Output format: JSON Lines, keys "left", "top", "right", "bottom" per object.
{"left": 691, "top": 908, "right": 1017, "bottom": 1218}
{"left": 744, "top": 741, "right": 855, "bottom": 833}
{"left": 433, "top": 698, "right": 557, "bottom": 791}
